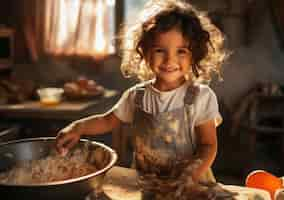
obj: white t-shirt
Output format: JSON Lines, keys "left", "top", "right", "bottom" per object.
{"left": 113, "top": 81, "right": 222, "bottom": 128}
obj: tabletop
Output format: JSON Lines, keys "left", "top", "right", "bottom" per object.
{"left": 101, "top": 166, "right": 272, "bottom": 200}
{"left": 0, "top": 89, "right": 121, "bottom": 120}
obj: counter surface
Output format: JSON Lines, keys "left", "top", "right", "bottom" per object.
{"left": 101, "top": 166, "right": 271, "bottom": 200}
{"left": 0, "top": 89, "right": 120, "bottom": 120}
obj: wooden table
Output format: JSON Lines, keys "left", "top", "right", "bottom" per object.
{"left": 0, "top": 89, "right": 120, "bottom": 120}
{"left": 100, "top": 166, "right": 271, "bottom": 200}
{"left": 0, "top": 89, "right": 122, "bottom": 149}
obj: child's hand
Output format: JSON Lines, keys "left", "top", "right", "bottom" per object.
{"left": 138, "top": 173, "right": 180, "bottom": 193}
{"left": 177, "top": 159, "right": 203, "bottom": 183}
{"left": 55, "top": 122, "right": 82, "bottom": 156}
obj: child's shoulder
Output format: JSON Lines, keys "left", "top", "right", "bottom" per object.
{"left": 121, "top": 80, "right": 154, "bottom": 101}
{"left": 193, "top": 83, "right": 217, "bottom": 99}
{"left": 127, "top": 80, "right": 154, "bottom": 92}
{"left": 196, "top": 83, "right": 213, "bottom": 91}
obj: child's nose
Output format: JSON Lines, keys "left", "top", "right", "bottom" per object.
{"left": 165, "top": 53, "right": 178, "bottom": 65}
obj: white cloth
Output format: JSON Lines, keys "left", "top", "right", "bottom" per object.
{"left": 113, "top": 81, "right": 222, "bottom": 127}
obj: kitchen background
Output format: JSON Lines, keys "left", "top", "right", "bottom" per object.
{"left": 0, "top": 0, "right": 284, "bottom": 185}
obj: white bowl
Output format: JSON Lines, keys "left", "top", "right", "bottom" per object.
{"left": 37, "top": 88, "right": 64, "bottom": 106}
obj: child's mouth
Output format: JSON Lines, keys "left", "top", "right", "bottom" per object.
{"left": 160, "top": 68, "right": 179, "bottom": 73}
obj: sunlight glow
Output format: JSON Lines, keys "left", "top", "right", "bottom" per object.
{"left": 44, "top": 0, "right": 115, "bottom": 59}
{"left": 107, "top": 0, "right": 115, "bottom": 6}
{"left": 93, "top": 0, "right": 107, "bottom": 55}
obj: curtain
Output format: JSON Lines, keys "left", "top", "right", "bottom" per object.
{"left": 22, "top": 0, "right": 115, "bottom": 62}
{"left": 22, "top": 0, "right": 46, "bottom": 62}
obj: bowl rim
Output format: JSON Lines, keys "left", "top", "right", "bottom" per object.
{"left": 0, "top": 137, "right": 118, "bottom": 187}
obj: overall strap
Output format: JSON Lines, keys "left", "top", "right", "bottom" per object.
{"left": 134, "top": 87, "right": 145, "bottom": 109}
{"left": 183, "top": 84, "right": 200, "bottom": 152}
{"left": 183, "top": 84, "right": 200, "bottom": 105}
{"left": 133, "top": 80, "right": 154, "bottom": 109}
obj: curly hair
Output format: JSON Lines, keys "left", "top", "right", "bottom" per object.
{"left": 118, "top": 0, "right": 228, "bottom": 82}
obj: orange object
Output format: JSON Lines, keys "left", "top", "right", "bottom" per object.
{"left": 40, "top": 99, "right": 61, "bottom": 106}
{"left": 245, "top": 170, "right": 283, "bottom": 199}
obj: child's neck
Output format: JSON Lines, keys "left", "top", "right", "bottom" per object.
{"left": 153, "top": 78, "right": 186, "bottom": 91}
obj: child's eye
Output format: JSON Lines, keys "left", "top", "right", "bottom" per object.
{"left": 177, "top": 49, "right": 189, "bottom": 55}
{"left": 153, "top": 48, "right": 165, "bottom": 53}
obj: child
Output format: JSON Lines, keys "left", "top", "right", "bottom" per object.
{"left": 56, "top": 0, "right": 227, "bottom": 196}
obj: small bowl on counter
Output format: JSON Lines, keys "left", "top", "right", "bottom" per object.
{"left": 37, "top": 87, "right": 64, "bottom": 106}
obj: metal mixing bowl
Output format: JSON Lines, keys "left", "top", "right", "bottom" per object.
{"left": 0, "top": 137, "right": 117, "bottom": 200}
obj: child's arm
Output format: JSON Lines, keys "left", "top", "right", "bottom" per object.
{"left": 56, "top": 112, "right": 122, "bottom": 155}
{"left": 191, "top": 119, "right": 217, "bottom": 181}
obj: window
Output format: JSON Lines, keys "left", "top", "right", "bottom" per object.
{"left": 44, "top": 0, "right": 116, "bottom": 59}
{"left": 44, "top": 0, "right": 150, "bottom": 59}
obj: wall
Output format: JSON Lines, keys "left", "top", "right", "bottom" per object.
{"left": 195, "top": 0, "right": 284, "bottom": 108}
{"left": 213, "top": 2, "right": 284, "bottom": 108}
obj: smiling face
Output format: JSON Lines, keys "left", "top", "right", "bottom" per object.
{"left": 145, "top": 28, "right": 193, "bottom": 91}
